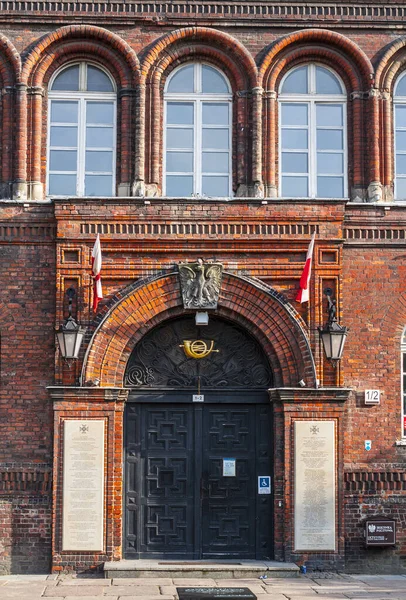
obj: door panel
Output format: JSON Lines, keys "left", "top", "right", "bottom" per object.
{"left": 202, "top": 406, "right": 256, "bottom": 557}
{"left": 126, "top": 405, "right": 195, "bottom": 558}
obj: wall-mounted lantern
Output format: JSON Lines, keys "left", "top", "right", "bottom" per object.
{"left": 318, "top": 288, "right": 348, "bottom": 363}
{"left": 56, "top": 287, "right": 86, "bottom": 364}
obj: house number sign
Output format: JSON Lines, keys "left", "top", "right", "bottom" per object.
{"left": 365, "top": 390, "right": 380, "bottom": 405}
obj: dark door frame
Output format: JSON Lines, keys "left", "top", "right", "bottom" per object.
{"left": 124, "top": 389, "right": 274, "bottom": 560}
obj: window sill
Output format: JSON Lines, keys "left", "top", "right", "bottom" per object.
{"left": 395, "top": 439, "right": 406, "bottom": 446}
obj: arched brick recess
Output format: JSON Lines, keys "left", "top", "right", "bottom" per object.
{"left": 139, "top": 27, "right": 260, "bottom": 195}
{"left": 375, "top": 38, "right": 406, "bottom": 192}
{"left": 0, "top": 35, "right": 20, "bottom": 198}
{"left": 82, "top": 272, "right": 316, "bottom": 389}
{"left": 19, "top": 25, "right": 140, "bottom": 199}
{"left": 258, "top": 29, "right": 374, "bottom": 199}
{"left": 376, "top": 291, "right": 406, "bottom": 364}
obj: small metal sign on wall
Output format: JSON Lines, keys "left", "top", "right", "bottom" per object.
{"left": 365, "top": 519, "right": 396, "bottom": 546}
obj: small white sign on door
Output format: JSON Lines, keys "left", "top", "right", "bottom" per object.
{"left": 223, "top": 458, "right": 236, "bottom": 477}
{"left": 258, "top": 476, "right": 271, "bottom": 494}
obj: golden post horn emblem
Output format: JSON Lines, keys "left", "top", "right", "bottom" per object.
{"left": 180, "top": 340, "right": 219, "bottom": 359}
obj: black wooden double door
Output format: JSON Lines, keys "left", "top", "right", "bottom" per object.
{"left": 124, "top": 397, "right": 273, "bottom": 559}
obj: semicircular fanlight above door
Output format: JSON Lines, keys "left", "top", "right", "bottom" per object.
{"left": 124, "top": 316, "right": 273, "bottom": 389}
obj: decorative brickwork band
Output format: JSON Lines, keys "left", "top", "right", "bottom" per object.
{"left": 345, "top": 471, "right": 406, "bottom": 492}
{"left": 82, "top": 271, "right": 316, "bottom": 389}
{"left": 0, "top": 468, "right": 52, "bottom": 494}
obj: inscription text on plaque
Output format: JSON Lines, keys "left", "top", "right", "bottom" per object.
{"left": 294, "top": 420, "right": 336, "bottom": 551}
{"left": 62, "top": 419, "right": 105, "bottom": 551}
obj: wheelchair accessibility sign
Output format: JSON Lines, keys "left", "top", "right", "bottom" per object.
{"left": 258, "top": 476, "right": 271, "bottom": 495}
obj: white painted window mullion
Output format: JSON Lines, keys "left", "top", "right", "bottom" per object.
{"left": 310, "top": 100, "right": 317, "bottom": 198}
{"left": 195, "top": 100, "right": 201, "bottom": 195}
{"left": 78, "top": 97, "right": 86, "bottom": 196}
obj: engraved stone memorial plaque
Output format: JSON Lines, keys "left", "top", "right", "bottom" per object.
{"left": 62, "top": 419, "right": 105, "bottom": 551}
{"left": 294, "top": 420, "right": 336, "bottom": 551}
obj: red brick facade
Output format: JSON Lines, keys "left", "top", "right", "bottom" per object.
{"left": 1, "top": 2, "right": 406, "bottom": 575}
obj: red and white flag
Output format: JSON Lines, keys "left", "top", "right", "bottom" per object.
{"left": 91, "top": 234, "right": 103, "bottom": 312}
{"left": 296, "top": 232, "right": 316, "bottom": 304}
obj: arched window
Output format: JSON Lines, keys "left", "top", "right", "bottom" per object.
{"left": 279, "top": 64, "right": 347, "bottom": 199}
{"left": 394, "top": 73, "right": 406, "bottom": 200}
{"left": 402, "top": 328, "right": 406, "bottom": 437}
{"left": 48, "top": 62, "right": 116, "bottom": 197}
{"left": 164, "top": 63, "right": 232, "bottom": 198}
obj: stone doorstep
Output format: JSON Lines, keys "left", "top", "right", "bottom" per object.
{"left": 103, "top": 561, "right": 299, "bottom": 580}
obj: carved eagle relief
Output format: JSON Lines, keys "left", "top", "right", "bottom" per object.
{"left": 178, "top": 259, "right": 223, "bottom": 309}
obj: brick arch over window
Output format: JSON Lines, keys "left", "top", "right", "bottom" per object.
{"left": 19, "top": 25, "right": 140, "bottom": 200}
{"left": 375, "top": 38, "right": 406, "bottom": 195}
{"left": 258, "top": 29, "right": 374, "bottom": 200}
{"left": 82, "top": 272, "right": 316, "bottom": 389}
{"left": 0, "top": 34, "right": 20, "bottom": 198}
{"left": 138, "top": 28, "right": 259, "bottom": 197}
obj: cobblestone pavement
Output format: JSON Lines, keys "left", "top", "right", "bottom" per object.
{"left": 1, "top": 574, "right": 406, "bottom": 600}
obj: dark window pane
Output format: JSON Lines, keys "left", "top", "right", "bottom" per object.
{"left": 50, "top": 126, "right": 78, "bottom": 147}
{"left": 167, "top": 103, "right": 194, "bottom": 125}
{"left": 85, "top": 151, "right": 113, "bottom": 172}
{"left": 86, "top": 102, "right": 114, "bottom": 125}
{"left": 51, "top": 101, "right": 78, "bottom": 124}
{"left": 202, "top": 176, "right": 229, "bottom": 197}
{"left": 167, "top": 65, "right": 194, "bottom": 93}
{"left": 202, "top": 66, "right": 229, "bottom": 93}
{"left": 166, "top": 175, "right": 193, "bottom": 197}
{"left": 281, "top": 66, "right": 308, "bottom": 94}
{"left": 166, "top": 152, "right": 193, "bottom": 173}
{"left": 316, "top": 67, "right": 343, "bottom": 95}
{"left": 52, "top": 65, "right": 79, "bottom": 91}
{"left": 85, "top": 175, "right": 113, "bottom": 196}
{"left": 282, "top": 176, "right": 308, "bottom": 197}
{"left": 50, "top": 150, "right": 77, "bottom": 171}
{"left": 317, "top": 176, "right": 344, "bottom": 198}
{"left": 49, "top": 174, "right": 77, "bottom": 195}
{"left": 87, "top": 65, "right": 114, "bottom": 92}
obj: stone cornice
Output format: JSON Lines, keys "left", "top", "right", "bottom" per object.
{"left": 47, "top": 386, "right": 129, "bottom": 403}
{"left": 2, "top": 2, "right": 406, "bottom": 30}
{"left": 269, "top": 387, "right": 352, "bottom": 403}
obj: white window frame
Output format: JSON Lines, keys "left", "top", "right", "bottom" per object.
{"left": 163, "top": 62, "right": 232, "bottom": 198}
{"left": 47, "top": 62, "right": 117, "bottom": 198}
{"left": 394, "top": 73, "right": 406, "bottom": 200}
{"left": 401, "top": 327, "right": 406, "bottom": 438}
{"left": 278, "top": 63, "right": 348, "bottom": 199}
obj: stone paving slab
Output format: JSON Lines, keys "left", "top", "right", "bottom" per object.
{"left": 114, "top": 597, "right": 174, "bottom": 600}
{"left": 160, "top": 585, "right": 180, "bottom": 594}
{"left": 0, "top": 574, "right": 49, "bottom": 580}
{"left": 252, "top": 595, "right": 288, "bottom": 600}
{"left": 64, "top": 597, "right": 118, "bottom": 600}
{"left": 113, "top": 578, "right": 173, "bottom": 586}
{"left": 342, "top": 594, "right": 393, "bottom": 598}
{"left": 310, "top": 590, "right": 348, "bottom": 600}
{"left": 105, "top": 587, "right": 163, "bottom": 596}
{"left": 173, "top": 579, "right": 218, "bottom": 586}
{"left": 44, "top": 586, "right": 108, "bottom": 597}
{"left": 276, "top": 590, "right": 320, "bottom": 596}
{"left": 59, "top": 579, "right": 110, "bottom": 586}
{"left": 2, "top": 590, "right": 49, "bottom": 600}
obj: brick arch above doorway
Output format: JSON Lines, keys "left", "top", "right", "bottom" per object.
{"left": 82, "top": 271, "right": 316, "bottom": 388}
